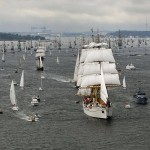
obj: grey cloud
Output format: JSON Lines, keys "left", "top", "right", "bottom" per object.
{"left": 0, "top": 0, "right": 149, "bottom": 32}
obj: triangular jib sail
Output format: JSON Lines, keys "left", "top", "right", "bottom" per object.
{"left": 10, "top": 80, "right": 17, "bottom": 105}
{"left": 100, "top": 66, "right": 108, "bottom": 104}
{"left": 20, "top": 70, "right": 24, "bottom": 89}
{"left": 122, "top": 76, "right": 126, "bottom": 89}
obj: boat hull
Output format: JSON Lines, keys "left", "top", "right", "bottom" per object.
{"left": 12, "top": 106, "right": 19, "bottom": 111}
{"left": 83, "top": 103, "right": 112, "bottom": 119}
{"left": 134, "top": 97, "right": 148, "bottom": 104}
{"left": 31, "top": 98, "right": 39, "bottom": 106}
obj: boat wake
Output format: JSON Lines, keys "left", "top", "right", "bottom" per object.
{"left": 47, "top": 73, "right": 73, "bottom": 83}
{"left": 14, "top": 111, "right": 35, "bottom": 121}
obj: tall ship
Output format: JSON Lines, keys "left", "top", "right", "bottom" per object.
{"left": 35, "top": 46, "right": 45, "bottom": 71}
{"left": 74, "top": 42, "right": 120, "bottom": 119}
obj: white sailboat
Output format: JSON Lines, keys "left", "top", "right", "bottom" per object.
{"left": 76, "top": 42, "right": 120, "bottom": 119}
{"left": 20, "top": 70, "right": 24, "bottom": 89}
{"left": 31, "top": 96, "right": 39, "bottom": 106}
{"left": 122, "top": 76, "right": 126, "bottom": 89}
{"left": 10, "top": 80, "right": 19, "bottom": 111}
{"left": 57, "top": 57, "right": 59, "bottom": 64}
{"left": 39, "top": 56, "right": 43, "bottom": 69}
{"left": 2, "top": 50, "right": 5, "bottom": 62}
{"left": 23, "top": 54, "right": 26, "bottom": 61}
{"left": 1, "top": 49, "right": 5, "bottom": 70}
{"left": 126, "top": 63, "right": 136, "bottom": 70}
{"left": 35, "top": 47, "right": 45, "bottom": 70}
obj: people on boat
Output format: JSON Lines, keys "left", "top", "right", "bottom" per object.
{"left": 106, "top": 100, "right": 111, "bottom": 108}
{"left": 37, "top": 95, "right": 40, "bottom": 102}
{"left": 83, "top": 97, "right": 90, "bottom": 104}
{"left": 34, "top": 113, "right": 40, "bottom": 118}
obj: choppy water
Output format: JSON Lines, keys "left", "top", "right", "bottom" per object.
{"left": 0, "top": 43, "right": 150, "bottom": 150}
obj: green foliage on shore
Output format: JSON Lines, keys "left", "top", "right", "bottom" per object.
{"left": 0, "top": 32, "right": 45, "bottom": 41}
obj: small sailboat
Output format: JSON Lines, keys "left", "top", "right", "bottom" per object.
{"left": 57, "top": 57, "right": 59, "bottom": 64}
{"left": 10, "top": 80, "right": 19, "bottom": 111}
{"left": 1, "top": 48, "right": 5, "bottom": 70}
{"left": 27, "top": 115, "right": 39, "bottom": 122}
{"left": 2, "top": 51, "right": 5, "bottom": 62}
{"left": 31, "top": 96, "right": 39, "bottom": 106}
{"left": 125, "top": 104, "right": 131, "bottom": 109}
{"left": 39, "top": 56, "right": 43, "bottom": 69}
{"left": 122, "top": 76, "right": 126, "bottom": 89}
{"left": 126, "top": 63, "right": 136, "bottom": 70}
{"left": 20, "top": 70, "right": 24, "bottom": 89}
{"left": 35, "top": 47, "right": 45, "bottom": 70}
{"left": 23, "top": 54, "right": 26, "bottom": 61}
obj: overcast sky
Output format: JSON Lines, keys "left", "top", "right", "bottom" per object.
{"left": 0, "top": 0, "right": 149, "bottom": 32}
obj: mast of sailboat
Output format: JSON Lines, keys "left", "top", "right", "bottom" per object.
{"left": 91, "top": 28, "right": 94, "bottom": 42}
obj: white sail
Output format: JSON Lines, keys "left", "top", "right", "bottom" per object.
{"left": 77, "top": 88, "right": 91, "bottom": 96}
{"left": 2, "top": 52, "right": 5, "bottom": 62}
{"left": 73, "top": 49, "right": 80, "bottom": 82}
{"left": 20, "top": 70, "right": 24, "bottom": 89}
{"left": 84, "top": 49, "right": 115, "bottom": 63}
{"left": 23, "top": 54, "right": 26, "bottom": 60}
{"left": 80, "top": 49, "right": 89, "bottom": 63}
{"left": 122, "top": 76, "right": 126, "bottom": 89}
{"left": 100, "top": 66, "right": 108, "bottom": 103}
{"left": 39, "top": 56, "right": 43, "bottom": 68}
{"left": 79, "top": 74, "right": 120, "bottom": 87}
{"left": 82, "top": 62, "right": 118, "bottom": 76}
{"left": 10, "top": 80, "right": 17, "bottom": 105}
{"left": 57, "top": 57, "right": 59, "bottom": 64}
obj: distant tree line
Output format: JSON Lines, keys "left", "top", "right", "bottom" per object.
{"left": 0, "top": 32, "right": 45, "bottom": 41}
{"left": 107, "top": 30, "right": 150, "bottom": 38}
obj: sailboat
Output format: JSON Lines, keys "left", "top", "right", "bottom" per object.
{"left": 126, "top": 63, "right": 136, "bottom": 70}
{"left": 10, "top": 80, "right": 19, "bottom": 111}
{"left": 1, "top": 49, "right": 5, "bottom": 70}
{"left": 23, "top": 54, "right": 26, "bottom": 61}
{"left": 2, "top": 49, "right": 5, "bottom": 62}
{"left": 122, "top": 76, "right": 126, "bottom": 89}
{"left": 35, "top": 47, "right": 45, "bottom": 70}
{"left": 57, "top": 57, "right": 59, "bottom": 64}
{"left": 76, "top": 42, "right": 120, "bottom": 119}
{"left": 20, "top": 70, "right": 24, "bottom": 89}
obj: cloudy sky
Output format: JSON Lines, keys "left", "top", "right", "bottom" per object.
{"left": 0, "top": 0, "right": 149, "bottom": 32}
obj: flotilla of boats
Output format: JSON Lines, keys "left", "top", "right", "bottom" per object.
{"left": 0, "top": 33, "right": 149, "bottom": 121}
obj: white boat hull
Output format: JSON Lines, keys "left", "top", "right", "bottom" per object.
{"left": 27, "top": 116, "right": 39, "bottom": 122}
{"left": 83, "top": 103, "right": 112, "bottom": 119}
{"left": 12, "top": 106, "right": 19, "bottom": 111}
{"left": 31, "top": 98, "right": 39, "bottom": 106}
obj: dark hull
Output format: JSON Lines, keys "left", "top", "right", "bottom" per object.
{"left": 134, "top": 96, "right": 148, "bottom": 104}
